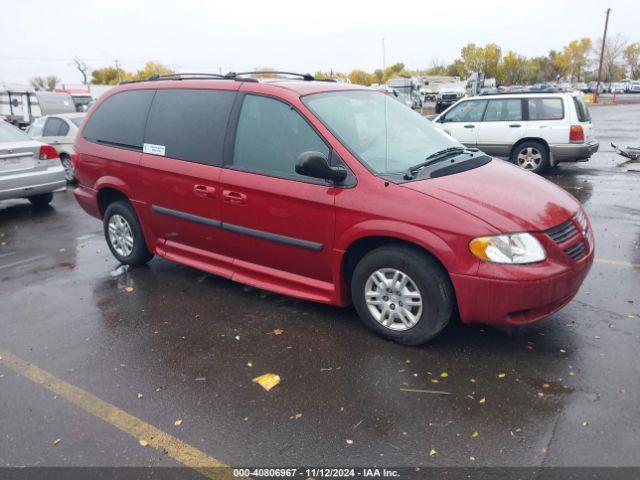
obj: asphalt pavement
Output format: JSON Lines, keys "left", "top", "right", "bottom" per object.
{"left": 0, "top": 104, "right": 639, "bottom": 477}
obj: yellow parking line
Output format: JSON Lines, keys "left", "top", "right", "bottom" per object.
{"left": 0, "top": 349, "right": 230, "bottom": 480}
{"left": 595, "top": 258, "right": 640, "bottom": 269}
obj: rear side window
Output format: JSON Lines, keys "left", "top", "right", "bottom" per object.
{"left": 527, "top": 98, "right": 564, "bottom": 120}
{"left": 83, "top": 90, "right": 155, "bottom": 149}
{"left": 442, "top": 100, "right": 487, "bottom": 123}
{"left": 483, "top": 99, "right": 522, "bottom": 121}
{"left": 572, "top": 95, "right": 591, "bottom": 122}
{"left": 143, "top": 89, "right": 236, "bottom": 166}
{"left": 233, "top": 95, "right": 329, "bottom": 179}
{"left": 43, "top": 117, "right": 68, "bottom": 137}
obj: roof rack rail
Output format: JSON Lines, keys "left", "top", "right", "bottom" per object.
{"left": 224, "top": 71, "right": 315, "bottom": 81}
{"left": 120, "top": 73, "right": 226, "bottom": 85}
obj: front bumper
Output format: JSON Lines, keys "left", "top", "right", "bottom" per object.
{"left": 451, "top": 245, "right": 594, "bottom": 326}
{"left": 0, "top": 165, "right": 66, "bottom": 201}
{"left": 551, "top": 140, "right": 599, "bottom": 163}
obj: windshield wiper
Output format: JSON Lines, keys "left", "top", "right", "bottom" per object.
{"left": 403, "top": 147, "right": 474, "bottom": 180}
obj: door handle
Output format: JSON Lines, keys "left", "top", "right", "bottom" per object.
{"left": 509, "top": 124, "right": 522, "bottom": 128}
{"left": 464, "top": 124, "right": 475, "bottom": 129}
{"left": 222, "top": 190, "right": 247, "bottom": 205}
{"left": 193, "top": 185, "right": 216, "bottom": 198}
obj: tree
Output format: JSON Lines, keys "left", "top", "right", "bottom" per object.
{"left": 563, "top": 38, "right": 592, "bottom": 81}
{"left": 347, "top": 69, "right": 374, "bottom": 86}
{"left": 502, "top": 51, "right": 527, "bottom": 85}
{"left": 549, "top": 50, "right": 570, "bottom": 80}
{"left": 624, "top": 43, "right": 640, "bottom": 79}
{"left": 482, "top": 43, "right": 502, "bottom": 80}
{"left": 595, "top": 33, "right": 628, "bottom": 82}
{"left": 30, "top": 75, "right": 59, "bottom": 91}
{"left": 130, "top": 61, "right": 173, "bottom": 80}
{"left": 460, "top": 43, "right": 484, "bottom": 77}
{"left": 72, "top": 56, "right": 89, "bottom": 85}
{"left": 91, "top": 66, "right": 126, "bottom": 85}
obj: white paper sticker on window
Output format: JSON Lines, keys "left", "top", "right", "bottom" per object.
{"left": 143, "top": 143, "right": 166, "bottom": 156}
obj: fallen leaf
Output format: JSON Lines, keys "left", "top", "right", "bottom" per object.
{"left": 429, "top": 448, "right": 437, "bottom": 457}
{"left": 569, "top": 372, "right": 576, "bottom": 376}
{"left": 273, "top": 328, "right": 284, "bottom": 335}
{"left": 542, "top": 383, "right": 550, "bottom": 389}
{"left": 440, "top": 372, "right": 449, "bottom": 378}
{"left": 294, "top": 413, "right": 302, "bottom": 419}
{"left": 53, "top": 438, "right": 61, "bottom": 446}
{"left": 346, "top": 439, "right": 353, "bottom": 445}
{"left": 252, "top": 373, "right": 281, "bottom": 391}
{"left": 405, "top": 359, "right": 411, "bottom": 364}
{"left": 139, "top": 439, "right": 149, "bottom": 447}
{"left": 235, "top": 335, "right": 240, "bottom": 341}
{"left": 479, "top": 397, "right": 486, "bottom": 404}
{"left": 537, "top": 392, "right": 544, "bottom": 397}
{"left": 247, "top": 361, "right": 253, "bottom": 367}
{"left": 469, "top": 455, "right": 476, "bottom": 461}
{"left": 430, "top": 378, "right": 439, "bottom": 384}
{"left": 498, "top": 373, "right": 506, "bottom": 379}
{"left": 174, "top": 419, "right": 183, "bottom": 426}
{"left": 137, "top": 393, "right": 143, "bottom": 399}
{"left": 470, "top": 378, "right": 476, "bottom": 383}
{"left": 124, "top": 287, "right": 134, "bottom": 293}
{"left": 195, "top": 377, "right": 206, "bottom": 381}
{"left": 581, "top": 421, "right": 589, "bottom": 427}
{"left": 560, "top": 349, "right": 567, "bottom": 353}
{"left": 472, "top": 431, "right": 479, "bottom": 438}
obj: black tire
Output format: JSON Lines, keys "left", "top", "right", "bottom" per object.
{"left": 60, "top": 154, "right": 76, "bottom": 183}
{"left": 28, "top": 192, "right": 53, "bottom": 208}
{"left": 351, "top": 245, "right": 453, "bottom": 345}
{"left": 103, "top": 200, "right": 153, "bottom": 266}
{"left": 510, "top": 140, "right": 550, "bottom": 174}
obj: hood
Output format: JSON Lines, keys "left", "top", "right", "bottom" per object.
{"left": 402, "top": 159, "right": 579, "bottom": 232}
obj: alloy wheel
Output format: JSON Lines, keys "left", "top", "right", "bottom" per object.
{"left": 516, "top": 147, "right": 542, "bottom": 170}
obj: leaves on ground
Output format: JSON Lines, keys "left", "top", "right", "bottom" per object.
{"left": 174, "top": 419, "right": 183, "bottom": 426}
{"left": 581, "top": 421, "right": 589, "bottom": 427}
{"left": 272, "top": 329, "right": 284, "bottom": 335}
{"left": 346, "top": 439, "right": 353, "bottom": 444}
{"left": 498, "top": 373, "right": 506, "bottom": 379}
{"left": 429, "top": 448, "right": 438, "bottom": 457}
{"left": 472, "top": 431, "right": 479, "bottom": 438}
{"left": 137, "top": 393, "right": 143, "bottom": 399}
{"left": 440, "top": 372, "right": 449, "bottom": 378}
{"left": 253, "top": 373, "right": 281, "bottom": 391}
{"left": 479, "top": 397, "right": 486, "bottom": 404}
{"left": 139, "top": 439, "right": 149, "bottom": 447}
{"left": 124, "top": 287, "right": 134, "bottom": 293}
{"left": 53, "top": 438, "right": 61, "bottom": 446}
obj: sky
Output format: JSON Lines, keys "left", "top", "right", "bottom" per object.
{"left": 1, "top": 0, "right": 636, "bottom": 85}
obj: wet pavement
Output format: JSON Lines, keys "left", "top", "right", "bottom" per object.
{"left": 1, "top": 104, "right": 639, "bottom": 474}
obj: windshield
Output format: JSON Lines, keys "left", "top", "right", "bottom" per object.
{"left": 303, "top": 90, "right": 461, "bottom": 174}
{"left": 0, "top": 121, "right": 31, "bottom": 142}
{"left": 71, "top": 116, "right": 84, "bottom": 127}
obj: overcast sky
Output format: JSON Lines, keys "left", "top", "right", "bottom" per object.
{"left": 1, "top": 0, "right": 635, "bottom": 85}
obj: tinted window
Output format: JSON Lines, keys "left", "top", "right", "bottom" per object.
{"left": 527, "top": 98, "right": 564, "bottom": 121}
{"left": 83, "top": 89, "right": 155, "bottom": 149}
{"left": 43, "top": 117, "right": 66, "bottom": 136}
{"left": 233, "top": 95, "right": 329, "bottom": 178}
{"left": 443, "top": 100, "right": 487, "bottom": 122}
{"left": 71, "top": 117, "right": 84, "bottom": 127}
{"left": 143, "top": 89, "right": 236, "bottom": 166}
{"left": 483, "top": 99, "right": 522, "bottom": 121}
{"left": 572, "top": 96, "right": 591, "bottom": 122}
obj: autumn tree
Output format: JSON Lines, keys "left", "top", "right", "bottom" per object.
{"left": 595, "top": 33, "right": 628, "bottom": 82}
{"left": 91, "top": 66, "right": 126, "bottom": 85}
{"left": 130, "top": 61, "right": 173, "bottom": 80}
{"left": 502, "top": 51, "right": 527, "bottom": 85}
{"left": 348, "top": 69, "right": 374, "bottom": 86}
{"left": 625, "top": 43, "right": 640, "bottom": 79}
{"left": 563, "top": 38, "right": 592, "bottom": 81}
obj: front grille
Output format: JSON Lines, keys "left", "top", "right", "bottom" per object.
{"left": 545, "top": 220, "right": 579, "bottom": 244}
{"left": 441, "top": 94, "right": 457, "bottom": 101}
{"left": 564, "top": 241, "right": 586, "bottom": 260}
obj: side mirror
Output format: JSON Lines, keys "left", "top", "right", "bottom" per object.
{"left": 295, "top": 151, "right": 347, "bottom": 182}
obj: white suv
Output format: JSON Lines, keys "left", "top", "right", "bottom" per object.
{"left": 432, "top": 92, "right": 598, "bottom": 173}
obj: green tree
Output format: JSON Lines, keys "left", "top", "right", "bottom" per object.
{"left": 30, "top": 75, "right": 59, "bottom": 91}
{"left": 625, "top": 43, "right": 640, "bottom": 79}
{"left": 460, "top": 43, "right": 484, "bottom": 77}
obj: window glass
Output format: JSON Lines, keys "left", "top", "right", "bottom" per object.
{"left": 303, "top": 90, "right": 463, "bottom": 174}
{"left": 0, "top": 121, "right": 30, "bottom": 142}
{"left": 82, "top": 89, "right": 155, "bottom": 149}
{"left": 144, "top": 89, "right": 235, "bottom": 166}
{"left": 43, "top": 117, "right": 65, "bottom": 137}
{"left": 483, "top": 99, "right": 522, "bottom": 121}
{"left": 27, "top": 117, "right": 46, "bottom": 138}
{"left": 233, "top": 95, "right": 329, "bottom": 178}
{"left": 70, "top": 117, "right": 84, "bottom": 127}
{"left": 442, "top": 100, "right": 487, "bottom": 122}
{"left": 527, "top": 98, "right": 564, "bottom": 120}
{"left": 58, "top": 121, "right": 70, "bottom": 136}
{"left": 572, "top": 96, "right": 591, "bottom": 122}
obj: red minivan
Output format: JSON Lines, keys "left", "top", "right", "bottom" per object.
{"left": 73, "top": 72, "right": 594, "bottom": 345}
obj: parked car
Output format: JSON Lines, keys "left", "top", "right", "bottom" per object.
{"left": 0, "top": 87, "right": 76, "bottom": 128}
{"left": 432, "top": 92, "right": 598, "bottom": 174}
{"left": 573, "top": 82, "right": 588, "bottom": 92}
{"left": 628, "top": 81, "right": 640, "bottom": 93}
{"left": 27, "top": 113, "right": 85, "bottom": 182}
{"left": 0, "top": 120, "right": 66, "bottom": 207}
{"left": 72, "top": 72, "right": 594, "bottom": 345}
{"left": 435, "top": 84, "right": 465, "bottom": 113}
{"left": 610, "top": 82, "right": 626, "bottom": 94}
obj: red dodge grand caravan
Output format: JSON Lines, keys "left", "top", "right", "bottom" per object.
{"left": 73, "top": 72, "right": 594, "bottom": 345}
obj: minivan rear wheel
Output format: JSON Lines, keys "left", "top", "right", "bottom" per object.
{"left": 511, "top": 141, "right": 549, "bottom": 174}
{"left": 351, "top": 246, "right": 453, "bottom": 345}
{"left": 103, "top": 200, "right": 154, "bottom": 266}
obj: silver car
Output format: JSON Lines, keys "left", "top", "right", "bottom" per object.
{"left": 0, "top": 120, "right": 66, "bottom": 207}
{"left": 27, "top": 113, "right": 85, "bottom": 182}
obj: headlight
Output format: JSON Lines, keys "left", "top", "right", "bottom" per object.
{"left": 469, "top": 233, "right": 546, "bottom": 264}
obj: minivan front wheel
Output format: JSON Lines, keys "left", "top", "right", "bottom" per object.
{"left": 351, "top": 246, "right": 453, "bottom": 345}
{"left": 103, "top": 200, "right": 153, "bottom": 266}
{"left": 511, "top": 141, "right": 549, "bottom": 174}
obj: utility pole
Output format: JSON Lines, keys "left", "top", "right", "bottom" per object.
{"left": 382, "top": 38, "right": 386, "bottom": 71}
{"left": 114, "top": 59, "right": 121, "bottom": 83}
{"left": 594, "top": 8, "right": 611, "bottom": 104}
